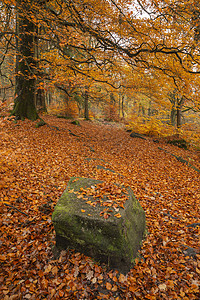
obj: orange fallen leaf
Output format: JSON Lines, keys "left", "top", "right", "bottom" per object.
{"left": 44, "top": 264, "right": 52, "bottom": 274}
{"left": 38, "top": 270, "right": 44, "bottom": 277}
{"left": 114, "top": 213, "right": 122, "bottom": 218}
{"left": 59, "top": 290, "right": 65, "bottom": 297}
{"left": 196, "top": 267, "right": 200, "bottom": 274}
{"left": 52, "top": 266, "right": 58, "bottom": 275}
{"left": 129, "top": 286, "right": 137, "bottom": 292}
{"left": 106, "top": 282, "right": 112, "bottom": 290}
{"left": 112, "top": 285, "right": 118, "bottom": 292}
{"left": 119, "top": 273, "right": 126, "bottom": 283}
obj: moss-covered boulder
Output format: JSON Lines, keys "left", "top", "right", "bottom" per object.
{"left": 52, "top": 177, "right": 146, "bottom": 273}
{"left": 167, "top": 138, "right": 188, "bottom": 149}
{"left": 71, "top": 120, "right": 80, "bottom": 126}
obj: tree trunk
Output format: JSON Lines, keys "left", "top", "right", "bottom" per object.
{"left": 168, "top": 90, "right": 177, "bottom": 126}
{"left": 118, "top": 92, "right": 121, "bottom": 117}
{"left": 176, "top": 97, "right": 184, "bottom": 128}
{"left": 121, "top": 95, "right": 125, "bottom": 119}
{"left": 84, "top": 88, "right": 89, "bottom": 120}
{"left": 34, "top": 26, "right": 46, "bottom": 113}
{"left": 170, "top": 106, "right": 176, "bottom": 126}
{"left": 148, "top": 101, "right": 151, "bottom": 116}
{"left": 12, "top": 0, "right": 38, "bottom": 120}
{"left": 138, "top": 103, "right": 145, "bottom": 116}
{"left": 36, "top": 88, "right": 46, "bottom": 112}
{"left": 177, "top": 106, "right": 181, "bottom": 128}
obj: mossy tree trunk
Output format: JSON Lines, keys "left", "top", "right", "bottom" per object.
{"left": 12, "top": 0, "right": 38, "bottom": 120}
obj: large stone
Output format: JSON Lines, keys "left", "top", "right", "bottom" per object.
{"left": 52, "top": 177, "right": 146, "bottom": 273}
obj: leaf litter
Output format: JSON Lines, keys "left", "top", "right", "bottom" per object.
{"left": 76, "top": 182, "right": 128, "bottom": 218}
{"left": 0, "top": 116, "right": 199, "bottom": 299}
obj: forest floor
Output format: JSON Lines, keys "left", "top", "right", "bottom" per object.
{"left": 0, "top": 115, "right": 200, "bottom": 300}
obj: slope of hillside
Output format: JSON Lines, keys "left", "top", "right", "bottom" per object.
{"left": 0, "top": 116, "right": 199, "bottom": 299}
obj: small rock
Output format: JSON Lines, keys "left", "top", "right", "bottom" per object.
{"left": 130, "top": 132, "right": 146, "bottom": 140}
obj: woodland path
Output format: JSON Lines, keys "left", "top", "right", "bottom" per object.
{"left": 0, "top": 116, "right": 199, "bottom": 299}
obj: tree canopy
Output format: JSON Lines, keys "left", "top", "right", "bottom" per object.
{"left": 0, "top": 0, "right": 200, "bottom": 120}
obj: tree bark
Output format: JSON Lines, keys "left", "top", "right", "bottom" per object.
{"left": 168, "top": 90, "right": 177, "bottom": 126}
{"left": 148, "top": 101, "right": 151, "bottom": 116}
{"left": 35, "top": 88, "right": 46, "bottom": 112}
{"left": 84, "top": 87, "right": 89, "bottom": 120}
{"left": 176, "top": 97, "right": 185, "bottom": 128}
{"left": 12, "top": 0, "right": 38, "bottom": 120}
{"left": 34, "top": 26, "right": 46, "bottom": 113}
{"left": 121, "top": 95, "right": 125, "bottom": 119}
{"left": 170, "top": 106, "right": 176, "bottom": 126}
{"left": 176, "top": 107, "right": 181, "bottom": 128}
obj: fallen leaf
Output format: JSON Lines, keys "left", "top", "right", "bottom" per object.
{"left": 158, "top": 283, "right": 167, "bottom": 291}
{"left": 119, "top": 273, "right": 126, "bottom": 283}
{"left": 114, "top": 213, "right": 122, "bottom": 218}
{"left": 86, "top": 270, "right": 94, "bottom": 280}
{"left": 106, "top": 282, "right": 112, "bottom": 290}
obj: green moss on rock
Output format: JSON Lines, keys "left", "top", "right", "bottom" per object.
{"left": 167, "top": 138, "right": 188, "bottom": 149}
{"left": 71, "top": 120, "right": 80, "bottom": 126}
{"left": 52, "top": 177, "right": 146, "bottom": 273}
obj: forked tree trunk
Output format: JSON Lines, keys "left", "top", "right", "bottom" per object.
{"left": 12, "top": 0, "right": 38, "bottom": 120}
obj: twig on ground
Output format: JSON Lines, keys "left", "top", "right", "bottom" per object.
{"left": 4, "top": 203, "right": 29, "bottom": 216}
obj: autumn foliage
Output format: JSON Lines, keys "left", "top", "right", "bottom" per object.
{"left": 0, "top": 0, "right": 200, "bottom": 297}
{"left": 1, "top": 0, "right": 200, "bottom": 122}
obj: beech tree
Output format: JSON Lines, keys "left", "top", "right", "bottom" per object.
{"left": 12, "top": 0, "right": 38, "bottom": 120}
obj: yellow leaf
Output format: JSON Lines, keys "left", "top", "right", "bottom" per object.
{"left": 196, "top": 267, "right": 200, "bottom": 274}
{"left": 114, "top": 213, "right": 121, "bottom": 218}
